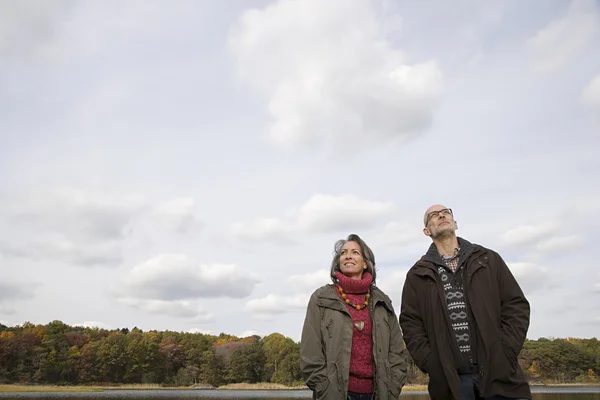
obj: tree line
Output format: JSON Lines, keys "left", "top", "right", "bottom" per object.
{"left": 0, "top": 321, "right": 598, "bottom": 386}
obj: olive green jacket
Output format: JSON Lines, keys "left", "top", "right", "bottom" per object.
{"left": 300, "top": 284, "right": 408, "bottom": 400}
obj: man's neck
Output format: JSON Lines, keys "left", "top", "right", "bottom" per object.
{"left": 433, "top": 235, "right": 459, "bottom": 258}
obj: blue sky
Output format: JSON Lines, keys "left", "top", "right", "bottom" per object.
{"left": 1, "top": 0, "right": 599, "bottom": 341}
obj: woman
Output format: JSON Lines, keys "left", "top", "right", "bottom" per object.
{"left": 300, "top": 234, "right": 407, "bottom": 400}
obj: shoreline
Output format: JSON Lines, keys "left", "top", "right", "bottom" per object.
{"left": 2, "top": 382, "right": 600, "bottom": 393}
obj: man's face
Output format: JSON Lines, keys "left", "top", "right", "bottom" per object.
{"left": 423, "top": 204, "right": 457, "bottom": 239}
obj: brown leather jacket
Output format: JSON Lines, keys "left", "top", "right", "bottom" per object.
{"left": 400, "top": 239, "right": 531, "bottom": 400}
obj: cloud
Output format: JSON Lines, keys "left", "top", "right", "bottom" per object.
{"left": 500, "top": 222, "right": 584, "bottom": 255}
{"left": 527, "top": 0, "right": 600, "bottom": 73}
{"left": 371, "top": 221, "right": 422, "bottom": 249}
{"left": 72, "top": 321, "right": 111, "bottom": 330}
{"left": 115, "top": 254, "right": 259, "bottom": 301}
{"left": 581, "top": 72, "right": 600, "bottom": 113}
{"left": 296, "top": 194, "right": 393, "bottom": 232}
{"left": 0, "top": 238, "right": 123, "bottom": 266}
{"left": 230, "top": 218, "right": 294, "bottom": 244}
{"left": 230, "top": 194, "right": 394, "bottom": 242}
{"left": 229, "top": 0, "right": 442, "bottom": 151}
{"left": 0, "top": 189, "right": 145, "bottom": 267}
{"left": 535, "top": 235, "right": 584, "bottom": 252}
{"left": 239, "top": 330, "right": 261, "bottom": 338}
{"left": 118, "top": 298, "right": 215, "bottom": 321}
{"left": 0, "top": 281, "right": 37, "bottom": 316}
{"left": 594, "top": 274, "right": 600, "bottom": 292}
{"left": 0, "top": 189, "right": 204, "bottom": 267}
{"left": 581, "top": 317, "right": 600, "bottom": 326}
{"left": 507, "top": 262, "right": 549, "bottom": 293}
{"left": 0, "top": 281, "right": 37, "bottom": 303}
{"left": 188, "top": 328, "right": 212, "bottom": 335}
{"left": 152, "top": 197, "right": 203, "bottom": 234}
{"left": 377, "top": 269, "right": 409, "bottom": 297}
{"left": 246, "top": 293, "right": 308, "bottom": 319}
{"left": 7, "top": 188, "right": 145, "bottom": 240}
{"left": 0, "top": 0, "right": 74, "bottom": 60}
{"left": 288, "top": 270, "right": 331, "bottom": 291}
{"left": 501, "top": 223, "right": 558, "bottom": 247}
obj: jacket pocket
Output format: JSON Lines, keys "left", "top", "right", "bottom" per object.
{"left": 384, "top": 360, "right": 400, "bottom": 398}
{"left": 501, "top": 340, "right": 517, "bottom": 363}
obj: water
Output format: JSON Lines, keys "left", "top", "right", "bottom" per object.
{"left": 0, "top": 388, "right": 599, "bottom": 400}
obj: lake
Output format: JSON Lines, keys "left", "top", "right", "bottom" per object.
{"left": 0, "top": 387, "right": 599, "bottom": 400}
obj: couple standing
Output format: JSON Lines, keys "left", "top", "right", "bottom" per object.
{"left": 300, "top": 204, "right": 531, "bottom": 400}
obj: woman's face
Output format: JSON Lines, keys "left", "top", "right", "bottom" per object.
{"left": 339, "top": 241, "right": 367, "bottom": 280}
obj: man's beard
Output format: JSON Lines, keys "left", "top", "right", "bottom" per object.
{"left": 431, "top": 226, "right": 455, "bottom": 239}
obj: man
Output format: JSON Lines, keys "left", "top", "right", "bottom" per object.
{"left": 400, "top": 205, "right": 531, "bottom": 400}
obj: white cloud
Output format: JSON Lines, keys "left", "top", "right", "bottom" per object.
{"left": 0, "top": 189, "right": 146, "bottom": 267}
{"left": 230, "top": 218, "right": 294, "bottom": 244}
{"left": 288, "top": 270, "right": 330, "bottom": 291}
{"left": 501, "top": 223, "right": 557, "bottom": 247}
{"left": 246, "top": 293, "right": 308, "bottom": 318}
{"left": 72, "top": 321, "right": 112, "bottom": 330}
{"left": 500, "top": 222, "right": 584, "bottom": 256}
{"left": 371, "top": 221, "right": 422, "bottom": 249}
{"left": 581, "top": 72, "right": 600, "bottom": 113}
{"left": 1, "top": 237, "right": 123, "bottom": 266}
{"left": 229, "top": 0, "right": 442, "bottom": 151}
{"left": 0, "top": 0, "right": 73, "bottom": 59}
{"left": 536, "top": 235, "right": 584, "bottom": 252}
{"left": 507, "top": 262, "right": 549, "bottom": 293}
{"left": 152, "top": 197, "right": 203, "bottom": 234}
{"left": 116, "top": 254, "right": 259, "bottom": 301}
{"left": 0, "top": 281, "right": 37, "bottom": 302}
{"left": 7, "top": 188, "right": 145, "bottom": 240}
{"left": 377, "top": 269, "right": 409, "bottom": 297}
{"left": 527, "top": 0, "right": 600, "bottom": 72}
{"left": 0, "top": 190, "right": 206, "bottom": 267}
{"left": 296, "top": 194, "right": 393, "bottom": 233}
{"left": 118, "top": 298, "right": 215, "bottom": 321}
{"left": 239, "top": 330, "right": 261, "bottom": 338}
{"left": 188, "top": 328, "right": 212, "bottom": 335}
{"left": 0, "top": 281, "right": 38, "bottom": 317}
{"left": 230, "top": 194, "right": 394, "bottom": 243}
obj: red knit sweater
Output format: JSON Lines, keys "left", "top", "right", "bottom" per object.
{"left": 335, "top": 271, "right": 374, "bottom": 394}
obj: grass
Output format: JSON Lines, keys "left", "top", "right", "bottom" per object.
{"left": 0, "top": 385, "right": 103, "bottom": 392}
{"left": 402, "top": 384, "right": 427, "bottom": 391}
{"left": 217, "top": 383, "right": 307, "bottom": 390}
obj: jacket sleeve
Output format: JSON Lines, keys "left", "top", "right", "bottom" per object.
{"left": 399, "top": 274, "right": 431, "bottom": 372}
{"left": 495, "top": 252, "right": 530, "bottom": 356}
{"left": 387, "top": 306, "right": 408, "bottom": 397}
{"left": 300, "top": 291, "right": 329, "bottom": 398}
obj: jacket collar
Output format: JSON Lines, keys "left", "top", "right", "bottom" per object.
{"left": 414, "top": 237, "right": 481, "bottom": 276}
{"left": 316, "top": 284, "right": 394, "bottom": 313}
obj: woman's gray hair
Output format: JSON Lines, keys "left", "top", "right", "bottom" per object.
{"left": 330, "top": 233, "right": 376, "bottom": 284}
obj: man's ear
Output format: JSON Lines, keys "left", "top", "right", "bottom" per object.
{"left": 423, "top": 227, "right": 431, "bottom": 237}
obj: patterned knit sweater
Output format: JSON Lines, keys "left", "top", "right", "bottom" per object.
{"left": 335, "top": 271, "right": 374, "bottom": 394}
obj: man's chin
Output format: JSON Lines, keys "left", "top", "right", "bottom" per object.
{"left": 432, "top": 229, "right": 455, "bottom": 239}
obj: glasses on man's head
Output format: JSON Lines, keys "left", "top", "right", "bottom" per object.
{"left": 425, "top": 208, "right": 453, "bottom": 226}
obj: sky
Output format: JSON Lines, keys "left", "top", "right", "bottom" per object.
{"left": 1, "top": 0, "right": 599, "bottom": 342}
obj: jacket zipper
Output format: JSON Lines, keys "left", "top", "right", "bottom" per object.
{"left": 370, "top": 296, "right": 378, "bottom": 400}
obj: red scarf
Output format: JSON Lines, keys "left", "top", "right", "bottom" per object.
{"left": 335, "top": 271, "right": 374, "bottom": 394}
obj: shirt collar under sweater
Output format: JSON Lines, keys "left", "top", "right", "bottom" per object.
{"left": 335, "top": 271, "right": 373, "bottom": 294}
